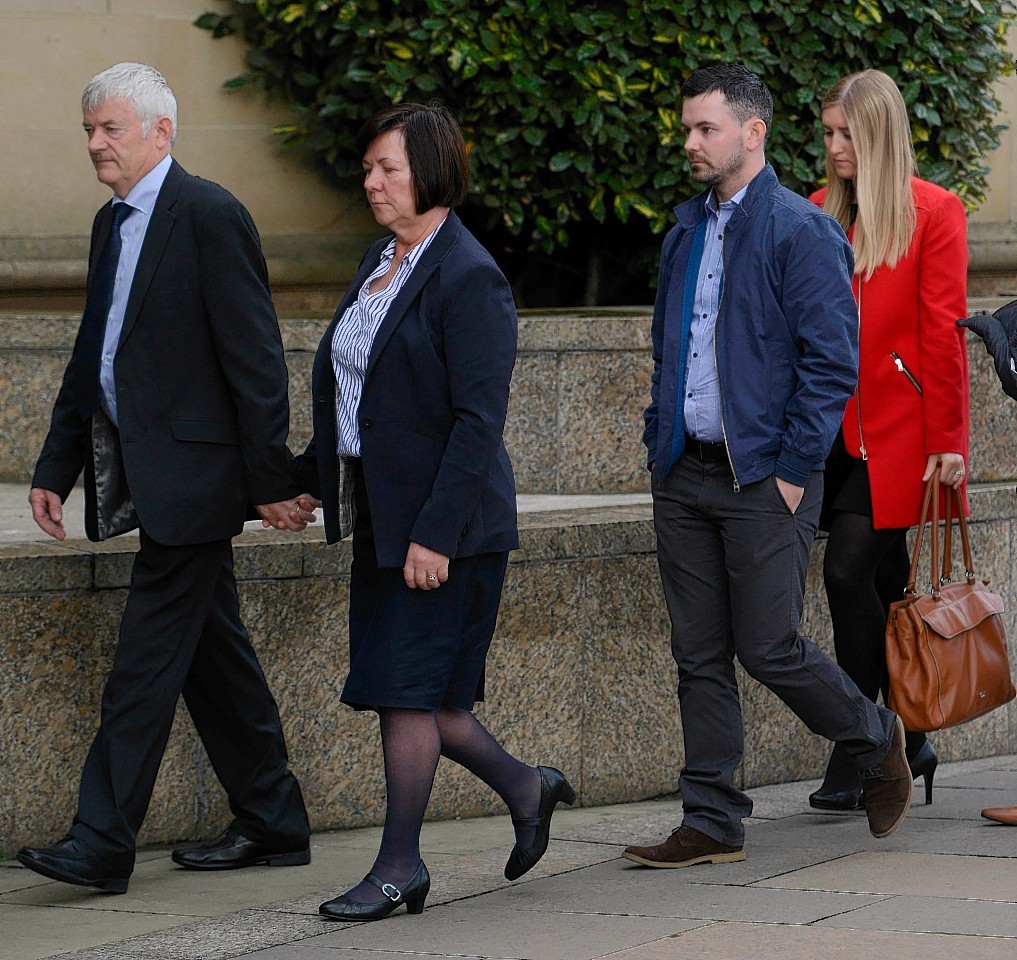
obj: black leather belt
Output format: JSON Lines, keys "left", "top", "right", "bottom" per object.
{"left": 684, "top": 433, "right": 728, "bottom": 463}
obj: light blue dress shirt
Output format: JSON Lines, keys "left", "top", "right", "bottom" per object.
{"left": 683, "top": 184, "right": 747, "bottom": 442}
{"left": 99, "top": 154, "right": 173, "bottom": 426}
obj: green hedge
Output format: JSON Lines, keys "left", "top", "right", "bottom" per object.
{"left": 197, "top": 0, "right": 1015, "bottom": 305}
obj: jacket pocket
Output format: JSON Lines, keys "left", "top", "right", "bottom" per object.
{"left": 170, "top": 417, "right": 240, "bottom": 445}
{"left": 890, "top": 351, "right": 923, "bottom": 395}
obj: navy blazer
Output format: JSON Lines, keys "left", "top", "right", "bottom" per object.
{"left": 33, "top": 160, "right": 299, "bottom": 544}
{"left": 297, "top": 210, "right": 519, "bottom": 568}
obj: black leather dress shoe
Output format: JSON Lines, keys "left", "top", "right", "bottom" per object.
{"left": 171, "top": 827, "right": 310, "bottom": 870}
{"left": 17, "top": 837, "right": 131, "bottom": 893}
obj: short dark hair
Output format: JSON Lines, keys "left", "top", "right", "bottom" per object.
{"left": 681, "top": 62, "right": 773, "bottom": 140}
{"left": 355, "top": 103, "right": 469, "bottom": 213}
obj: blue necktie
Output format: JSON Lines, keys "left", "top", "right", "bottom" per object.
{"left": 75, "top": 201, "right": 135, "bottom": 417}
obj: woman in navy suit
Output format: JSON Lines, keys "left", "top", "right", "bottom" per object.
{"left": 297, "top": 104, "right": 574, "bottom": 922}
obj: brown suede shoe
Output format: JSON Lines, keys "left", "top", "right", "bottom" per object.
{"left": 622, "top": 825, "right": 745, "bottom": 868}
{"left": 981, "top": 805, "right": 1017, "bottom": 825}
{"left": 862, "top": 715, "right": 913, "bottom": 839}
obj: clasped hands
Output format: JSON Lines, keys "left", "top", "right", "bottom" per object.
{"left": 256, "top": 494, "right": 322, "bottom": 532}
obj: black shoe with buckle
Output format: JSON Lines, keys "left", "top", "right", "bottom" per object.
{"left": 319, "top": 860, "right": 430, "bottom": 921}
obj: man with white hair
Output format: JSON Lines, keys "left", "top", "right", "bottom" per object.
{"left": 18, "top": 62, "right": 313, "bottom": 893}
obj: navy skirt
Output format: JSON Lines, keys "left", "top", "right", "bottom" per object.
{"left": 340, "top": 462, "right": 509, "bottom": 712}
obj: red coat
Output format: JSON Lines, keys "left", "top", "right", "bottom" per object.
{"left": 810, "top": 178, "right": 969, "bottom": 529}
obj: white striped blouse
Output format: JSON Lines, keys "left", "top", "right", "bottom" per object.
{"left": 331, "top": 220, "right": 445, "bottom": 457}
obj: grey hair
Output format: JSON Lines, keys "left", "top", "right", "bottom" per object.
{"left": 82, "top": 62, "right": 178, "bottom": 146}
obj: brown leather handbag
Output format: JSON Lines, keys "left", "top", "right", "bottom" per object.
{"left": 885, "top": 474, "right": 1016, "bottom": 731}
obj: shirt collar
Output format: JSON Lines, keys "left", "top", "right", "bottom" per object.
{"left": 705, "top": 183, "right": 749, "bottom": 215}
{"left": 116, "top": 154, "right": 173, "bottom": 215}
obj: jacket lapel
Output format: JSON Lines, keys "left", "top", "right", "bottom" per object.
{"left": 118, "top": 160, "right": 183, "bottom": 347}
{"left": 363, "top": 211, "right": 463, "bottom": 381}
{"left": 88, "top": 204, "right": 115, "bottom": 285}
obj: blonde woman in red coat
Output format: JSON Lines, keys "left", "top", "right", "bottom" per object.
{"left": 807, "top": 70, "right": 969, "bottom": 811}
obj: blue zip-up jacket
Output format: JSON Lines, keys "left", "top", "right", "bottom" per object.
{"left": 642, "top": 164, "right": 859, "bottom": 489}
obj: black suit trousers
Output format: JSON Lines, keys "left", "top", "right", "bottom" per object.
{"left": 653, "top": 455, "right": 896, "bottom": 848}
{"left": 70, "top": 529, "right": 308, "bottom": 864}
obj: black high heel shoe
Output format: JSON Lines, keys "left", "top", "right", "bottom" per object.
{"left": 809, "top": 785, "right": 864, "bottom": 811}
{"left": 504, "top": 766, "right": 577, "bottom": 881}
{"left": 319, "top": 860, "right": 429, "bottom": 921}
{"left": 809, "top": 744, "right": 864, "bottom": 811}
{"left": 908, "top": 740, "right": 938, "bottom": 805}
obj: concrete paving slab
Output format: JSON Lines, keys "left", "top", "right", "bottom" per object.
{"left": 0, "top": 863, "right": 54, "bottom": 895}
{"left": 631, "top": 814, "right": 880, "bottom": 887}
{"left": 889, "top": 784, "right": 1017, "bottom": 821}
{"left": 2, "top": 858, "right": 329, "bottom": 918}
{"left": 309, "top": 899, "right": 706, "bottom": 960}
{"left": 0, "top": 903, "right": 197, "bottom": 960}
{"left": 604, "top": 921, "right": 1016, "bottom": 960}
{"left": 258, "top": 841, "right": 617, "bottom": 918}
{"left": 816, "top": 892, "right": 1017, "bottom": 937}
{"left": 757, "top": 850, "right": 1017, "bottom": 901}
{"left": 246, "top": 948, "right": 486, "bottom": 960}
{"left": 476, "top": 858, "right": 885, "bottom": 923}
{"left": 0, "top": 847, "right": 182, "bottom": 898}
{"left": 61, "top": 909, "right": 334, "bottom": 960}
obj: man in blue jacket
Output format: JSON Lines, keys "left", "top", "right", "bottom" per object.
{"left": 624, "top": 62, "right": 912, "bottom": 868}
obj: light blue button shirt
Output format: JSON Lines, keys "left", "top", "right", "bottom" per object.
{"left": 99, "top": 154, "right": 173, "bottom": 426}
{"left": 683, "top": 184, "right": 747, "bottom": 442}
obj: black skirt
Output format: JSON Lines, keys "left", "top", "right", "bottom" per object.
{"left": 820, "top": 431, "right": 872, "bottom": 531}
{"left": 340, "top": 461, "right": 509, "bottom": 711}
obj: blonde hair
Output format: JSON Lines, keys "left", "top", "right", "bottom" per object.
{"left": 821, "top": 70, "right": 917, "bottom": 279}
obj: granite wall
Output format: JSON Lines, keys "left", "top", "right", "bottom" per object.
{"left": 2, "top": 491, "right": 1015, "bottom": 858}
{"left": 2, "top": 300, "right": 1013, "bottom": 492}
{"left": 0, "top": 308, "right": 655, "bottom": 492}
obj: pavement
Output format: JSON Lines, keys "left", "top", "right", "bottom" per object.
{"left": 1, "top": 755, "right": 1015, "bottom": 960}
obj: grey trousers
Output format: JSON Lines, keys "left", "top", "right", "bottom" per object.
{"left": 653, "top": 454, "right": 897, "bottom": 846}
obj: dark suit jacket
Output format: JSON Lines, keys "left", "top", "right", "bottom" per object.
{"left": 33, "top": 159, "right": 299, "bottom": 545}
{"left": 296, "top": 210, "right": 519, "bottom": 568}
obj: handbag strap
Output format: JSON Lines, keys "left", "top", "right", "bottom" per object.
{"left": 943, "top": 479, "right": 953, "bottom": 583}
{"left": 944, "top": 479, "right": 978, "bottom": 585}
{"left": 905, "top": 474, "right": 937, "bottom": 596}
{"left": 930, "top": 473, "right": 941, "bottom": 598}
{"left": 907, "top": 473, "right": 977, "bottom": 600}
